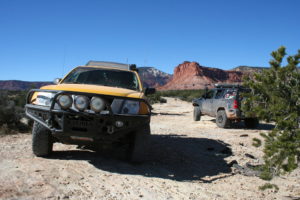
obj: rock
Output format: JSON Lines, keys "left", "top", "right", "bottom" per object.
{"left": 240, "top": 134, "right": 249, "bottom": 137}
{"left": 232, "top": 164, "right": 261, "bottom": 177}
{"left": 20, "top": 117, "right": 30, "bottom": 125}
{"left": 228, "top": 160, "right": 238, "bottom": 167}
{"left": 158, "top": 61, "right": 243, "bottom": 90}
{"left": 245, "top": 153, "right": 256, "bottom": 159}
{"left": 138, "top": 67, "right": 172, "bottom": 88}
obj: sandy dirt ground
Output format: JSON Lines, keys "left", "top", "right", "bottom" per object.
{"left": 0, "top": 97, "right": 299, "bottom": 200}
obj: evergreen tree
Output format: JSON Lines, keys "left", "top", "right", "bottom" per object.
{"left": 242, "top": 46, "right": 300, "bottom": 179}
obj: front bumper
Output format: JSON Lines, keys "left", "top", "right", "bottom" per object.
{"left": 25, "top": 89, "right": 151, "bottom": 143}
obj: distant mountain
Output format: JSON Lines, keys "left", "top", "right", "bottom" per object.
{"left": 0, "top": 67, "right": 172, "bottom": 90}
{"left": 231, "top": 66, "right": 268, "bottom": 73}
{"left": 138, "top": 67, "right": 172, "bottom": 88}
{"left": 2, "top": 64, "right": 297, "bottom": 91}
{"left": 158, "top": 62, "right": 243, "bottom": 90}
{"left": 0, "top": 80, "right": 51, "bottom": 91}
{"left": 231, "top": 65, "right": 300, "bottom": 73}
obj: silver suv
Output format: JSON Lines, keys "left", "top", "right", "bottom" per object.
{"left": 192, "top": 84, "right": 259, "bottom": 128}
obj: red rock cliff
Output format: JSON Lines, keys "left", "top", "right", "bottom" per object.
{"left": 158, "top": 61, "right": 243, "bottom": 90}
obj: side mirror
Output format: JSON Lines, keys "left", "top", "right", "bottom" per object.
{"left": 144, "top": 88, "right": 156, "bottom": 96}
{"left": 53, "top": 78, "right": 62, "bottom": 85}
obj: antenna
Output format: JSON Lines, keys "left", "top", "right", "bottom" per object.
{"left": 61, "top": 46, "right": 66, "bottom": 77}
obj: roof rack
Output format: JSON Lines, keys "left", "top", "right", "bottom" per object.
{"left": 85, "top": 61, "right": 139, "bottom": 72}
{"left": 85, "top": 61, "right": 128, "bottom": 70}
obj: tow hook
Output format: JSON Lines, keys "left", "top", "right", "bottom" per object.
{"left": 107, "top": 126, "right": 115, "bottom": 134}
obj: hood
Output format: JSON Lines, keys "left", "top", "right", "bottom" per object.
{"left": 41, "top": 84, "right": 144, "bottom": 99}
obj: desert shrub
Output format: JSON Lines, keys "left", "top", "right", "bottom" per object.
{"left": 147, "top": 92, "right": 167, "bottom": 104}
{"left": 243, "top": 46, "right": 300, "bottom": 179}
{"left": 147, "top": 89, "right": 204, "bottom": 104}
{"left": 151, "top": 89, "right": 204, "bottom": 103}
{"left": 0, "top": 90, "right": 29, "bottom": 134}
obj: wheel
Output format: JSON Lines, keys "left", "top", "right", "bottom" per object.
{"left": 128, "top": 124, "right": 151, "bottom": 163}
{"left": 216, "top": 110, "right": 231, "bottom": 128}
{"left": 244, "top": 118, "right": 259, "bottom": 129}
{"left": 193, "top": 106, "right": 201, "bottom": 121}
{"left": 32, "top": 121, "right": 53, "bottom": 157}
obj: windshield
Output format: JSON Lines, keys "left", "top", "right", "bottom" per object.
{"left": 62, "top": 67, "right": 140, "bottom": 91}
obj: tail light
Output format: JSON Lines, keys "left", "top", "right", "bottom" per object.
{"left": 233, "top": 100, "right": 239, "bottom": 109}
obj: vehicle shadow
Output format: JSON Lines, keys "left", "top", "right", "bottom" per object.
{"left": 151, "top": 112, "right": 185, "bottom": 116}
{"left": 50, "top": 134, "right": 233, "bottom": 182}
{"left": 208, "top": 119, "right": 275, "bottom": 131}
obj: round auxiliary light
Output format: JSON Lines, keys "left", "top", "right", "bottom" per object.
{"left": 74, "top": 96, "right": 89, "bottom": 111}
{"left": 58, "top": 95, "right": 73, "bottom": 109}
{"left": 90, "top": 97, "right": 106, "bottom": 112}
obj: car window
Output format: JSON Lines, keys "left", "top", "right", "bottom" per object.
{"left": 62, "top": 67, "right": 140, "bottom": 91}
{"left": 214, "top": 89, "right": 224, "bottom": 99}
{"left": 224, "top": 89, "right": 237, "bottom": 99}
{"left": 205, "top": 90, "right": 214, "bottom": 99}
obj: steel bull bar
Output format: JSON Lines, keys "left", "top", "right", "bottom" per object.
{"left": 25, "top": 89, "right": 152, "bottom": 135}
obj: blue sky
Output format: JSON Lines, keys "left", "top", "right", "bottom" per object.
{"left": 0, "top": 0, "right": 299, "bottom": 81}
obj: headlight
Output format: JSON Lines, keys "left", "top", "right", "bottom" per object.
{"left": 74, "top": 95, "right": 89, "bottom": 111}
{"left": 58, "top": 95, "right": 73, "bottom": 109}
{"left": 122, "top": 100, "right": 140, "bottom": 114}
{"left": 35, "top": 92, "right": 55, "bottom": 106}
{"left": 111, "top": 99, "right": 142, "bottom": 115}
{"left": 90, "top": 97, "right": 106, "bottom": 112}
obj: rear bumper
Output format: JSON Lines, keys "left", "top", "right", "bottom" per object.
{"left": 226, "top": 109, "right": 245, "bottom": 119}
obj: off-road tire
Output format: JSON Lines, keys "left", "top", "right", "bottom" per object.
{"left": 32, "top": 121, "right": 53, "bottom": 157}
{"left": 129, "top": 124, "right": 151, "bottom": 163}
{"left": 193, "top": 106, "right": 201, "bottom": 121}
{"left": 244, "top": 118, "right": 259, "bottom": 129}
{"left": 216, "top": 110, "right": 231, "bottom": 128}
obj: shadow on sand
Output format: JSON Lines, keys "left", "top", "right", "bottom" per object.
{"left": 151, "top": 112, "right": 185, "bottom": 116}
{"left": 208, "top": 119, "right": 275, "bottom": 131}
{"left": 50, "top": 134, "right": 233, "bottom": 182}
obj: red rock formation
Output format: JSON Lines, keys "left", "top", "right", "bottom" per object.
{"left": 158, "top": 61, "right": 244, "bottom": 90}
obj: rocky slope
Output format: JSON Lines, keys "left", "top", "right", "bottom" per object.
{"left": 138, "top": 67, "right": 172, "bottom": 88}
{"left": 158, "top": 61, "right": 244, "bottom": 90}
{"left": 231, "top": 66, "right": 267, "bottom": 73}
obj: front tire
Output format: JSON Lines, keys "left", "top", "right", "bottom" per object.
{"left": 129, "top": 124, "right": 151, "bottom": 163}
{"left": 216, "top": 110, "right": 231, "bottom": 128}
{"left": 193, "top": 106, "right": 201, "bottom": 121}
{"left": 32, "top": 122, "right": 53, "bottom": 157}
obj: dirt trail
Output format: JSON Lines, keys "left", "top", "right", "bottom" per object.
{"left": 0, "top": 97, "right": 299, "bottom": 200}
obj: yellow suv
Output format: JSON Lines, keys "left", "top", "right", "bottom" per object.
{"left": 25, "top": 61, "right": 155, "bottom": 162}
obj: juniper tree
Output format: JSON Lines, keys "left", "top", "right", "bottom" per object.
{"left": 242, "top": 46, "right": 300, "bottom": 179}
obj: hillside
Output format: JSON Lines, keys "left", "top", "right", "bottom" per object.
{"left": 231, "top": 66, "right": 268, "bottom": 73}
{"left": 138, "top": 67, "right": 172, "bottom": 88}
{"left": 158, "top": 62, "right": 244, "bottom": 90}
{"left": 0, "top": 80, "right": 52, "bottom": 91}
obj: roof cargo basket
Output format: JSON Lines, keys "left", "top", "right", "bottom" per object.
{"left": 86, "top": 61, "right": 130, "bottom": 70}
